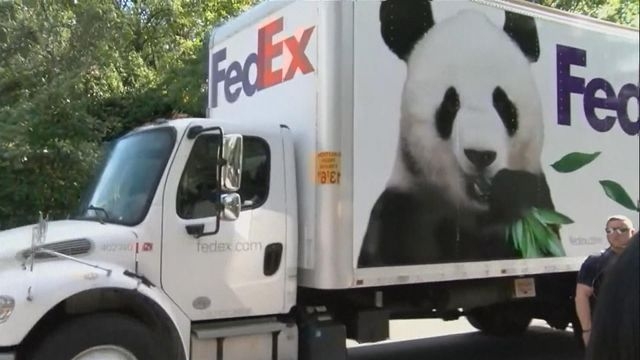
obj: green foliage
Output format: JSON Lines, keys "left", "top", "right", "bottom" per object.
{"left": 508, "top": 208, "right": 570, "bottom": 258}
{"left": 0, "top": 0, "right": 636, "bottom": 229}
{"left": 538, "top": 0, "right": 640, "bottom": 28}
{"left": 0, "top": 0, "right": 256, "bottom": 229}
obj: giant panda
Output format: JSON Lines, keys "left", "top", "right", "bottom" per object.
{"left": 358, "top": 0, "right": 557, "bottom": 267}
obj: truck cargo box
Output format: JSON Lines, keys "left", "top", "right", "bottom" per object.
{"left": 208, "top": 0, "right": 639, "bottom": 290}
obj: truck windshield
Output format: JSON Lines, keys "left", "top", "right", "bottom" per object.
{"left": 75, "top": 127, "right": 175, "bottom": 226}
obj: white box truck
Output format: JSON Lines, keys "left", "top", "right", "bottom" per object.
{"left": 1, "top": 0, "right": 638, "bottom": 359}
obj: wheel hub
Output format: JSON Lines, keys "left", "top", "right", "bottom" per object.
{"left": 71, "top": 345, "right": 138, "bottom": 360}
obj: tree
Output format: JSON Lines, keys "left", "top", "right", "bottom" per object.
{"left": 0, "top": 0, "right": 637, "bottom": 229}
{"left": 0, "top": 0, "right": 256, "bottom": 229}
{"left": 537, "top": 0, "right": 639, "bottom": 28}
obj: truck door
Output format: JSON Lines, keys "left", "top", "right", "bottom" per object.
{"left": 161, "top": 125, "right": 288, "bottom": 320}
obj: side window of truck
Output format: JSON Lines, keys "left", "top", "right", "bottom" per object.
{"left": 176, "top": 135, "right": 270, "bottom": 219}
{"left": 177, "top": 134, "right": 220, "bottom": 219}
{"left": 239, "top": 137, "right": 270, "bottom": 210}
{"left": 176, "top": 134, "right": 220, "bottom": 219}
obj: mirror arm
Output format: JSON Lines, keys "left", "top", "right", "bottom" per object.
{"left": 185, "top": 217, "right": 221, "bottom": 238}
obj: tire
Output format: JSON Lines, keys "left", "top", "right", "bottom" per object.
{"left": 28, "top": 313, "right": 171, "bottom": 360}
{"left": 466, "top": 303, "right": 532, "bottom": 336}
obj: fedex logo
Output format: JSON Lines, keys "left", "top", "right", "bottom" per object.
{"left": 557, "top": 45, "right": 639, "bottom": 135}
{"left": 210, "top": 17, "right": 315, "bottom": 108}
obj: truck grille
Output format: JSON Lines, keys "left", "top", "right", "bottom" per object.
{"left": 21, "top": 238, "right": 93, "bottom": 260}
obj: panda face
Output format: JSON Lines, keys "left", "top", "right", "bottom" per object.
{"left": 399, "top": 11, "right": 543, "bottom": 208}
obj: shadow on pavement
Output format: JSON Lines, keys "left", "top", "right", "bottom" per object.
{"left": 348, "top": 326, "right": 583, "bottom": 360}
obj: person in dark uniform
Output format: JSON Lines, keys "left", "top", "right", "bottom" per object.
{"left": 586, "top": 231, "right": 639, "bottom": 360}
{"left": 575, "top": 215, "right": 636, "bottom": 346}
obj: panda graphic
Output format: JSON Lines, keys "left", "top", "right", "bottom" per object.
{"left": 358, "top": 0, "right": 560, "bottom": 267}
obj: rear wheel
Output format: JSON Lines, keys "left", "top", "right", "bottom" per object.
{"left": 28, "top": 313, "right": 171, "bottom": 360}
{"left": 466, "top": 303, "right": 532, "bottom": 336}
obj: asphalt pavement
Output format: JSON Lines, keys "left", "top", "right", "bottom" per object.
{"left": 347, "top": 318, "right": 582, "bottom": 360}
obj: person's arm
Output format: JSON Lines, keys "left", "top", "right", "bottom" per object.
{"left": 575, "top": 283, "right": 594, "bottom": 345}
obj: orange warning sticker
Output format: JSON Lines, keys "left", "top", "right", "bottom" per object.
{"left": 316, "top": 152, "right": 341, "bottom": 185}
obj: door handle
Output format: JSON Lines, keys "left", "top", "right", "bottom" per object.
{"left": 263, "top": 243, "right": 283, "bottom": 276}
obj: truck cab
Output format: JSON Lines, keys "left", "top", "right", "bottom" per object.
{"left": 0, "top": 118, "right": 300, "bottom": 360}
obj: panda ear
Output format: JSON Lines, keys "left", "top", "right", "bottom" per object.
{"left": 503, "top": 11, "right": 540, "bottom": 62}
{"left": 380, "top": 0, "right": 435, "bottom": 61}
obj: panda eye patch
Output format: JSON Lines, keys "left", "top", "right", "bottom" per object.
{"left": 435, "top": 87, "right": 460, "bottom": 139}
{"left": 493, "top": 87, "right": 518, "bottom": 136}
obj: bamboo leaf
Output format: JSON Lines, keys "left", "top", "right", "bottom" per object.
{"left": 545, "top": 236, "right": 566, "bottom": 257}
{"left": 528, "top": 214, "right": 566, "bottom": 257}
{"left": 542, "top": 223, "right": 564, "bottom": 256}
{"left": 599, "top": 180, "right": 639, "bottom": 212}
{"left": 508, "top": 219, "right": 525, "bottom": 253}
{"left": 525, "top": 212, "right": 567, "bottom": 257}
{"left": 517, "top": 220, "right": 530, "bottom": 257}
{"left": 531, "top": 207, "right": 574, "bottom": 225}
{"left": 514, "top": 219, "right": 524, "bottom": 251}
{"left": 523, "top": 215, "right": 543, "bottom": 258}
{"left": 551, "top": 152, "right": 600, "bottom": 173}
{"left": 521, "top": 217, "right": 542, "bottom": 258}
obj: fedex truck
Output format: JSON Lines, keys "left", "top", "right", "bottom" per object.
{"left": 1, "top": 1, "right": 638, "bottom": 359}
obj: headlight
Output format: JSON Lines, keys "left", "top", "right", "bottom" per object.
{"left": 0, "top": 295, "right": 15, "bottom": 323}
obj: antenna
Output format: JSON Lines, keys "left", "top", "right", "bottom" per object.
{"left": 28, "top": 212, "right": 48, "bottom": 271}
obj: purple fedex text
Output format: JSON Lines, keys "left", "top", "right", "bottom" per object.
{"left": 557, "top": 44, "right": 639, "bottom": 135}
{"left": 209, "top": 17, "right": 315, "bottom": 108}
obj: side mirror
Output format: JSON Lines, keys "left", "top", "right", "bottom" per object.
{"left": 221, "top": 134, "right": 243, "bottom": 192}
{"left": 220, "top": 193, "right": 241, "bottom": 221}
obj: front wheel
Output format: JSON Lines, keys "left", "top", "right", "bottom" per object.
{"left": 466, "top": 303, "right": 532, "bottom": 336}
{"left": 28, "top": 313, "right": 172, "bottom": 360}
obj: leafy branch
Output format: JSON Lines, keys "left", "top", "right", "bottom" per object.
{"left": 508, "top": 207, "right": 571, "bottom": 258}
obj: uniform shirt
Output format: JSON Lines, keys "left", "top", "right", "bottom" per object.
{"left": 577, "top": 248, "right": 618, "bottom": 300}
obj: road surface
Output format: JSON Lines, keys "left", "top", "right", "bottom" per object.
{"left": 348, "top": 318, "right": 582, "bottom": 360}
